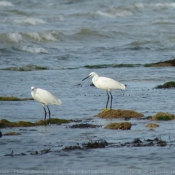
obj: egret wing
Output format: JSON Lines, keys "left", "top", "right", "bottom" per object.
{"left": 97, "top": 77, "right": 125, "bottom": 90}
{"left": 36, "top": 88, "right": 61, "bottom": 105}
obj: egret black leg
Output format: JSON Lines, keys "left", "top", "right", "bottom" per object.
{"left": 43, "top": 106, "right": 47, "bottom": 121}
{"left": 109, "top": 91, "right": 113, "bottom": 110}
{"left": 47, "top": 106, "right": 51, "bottom": 124}
{"left": 106, "top": 91, "right": 110, "bottom": 109}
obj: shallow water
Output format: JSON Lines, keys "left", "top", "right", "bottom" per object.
{"left": 1, "top": 0, "right": 175, "bottom": 174}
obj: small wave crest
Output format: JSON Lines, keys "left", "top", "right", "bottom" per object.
{"left": 5, "top": 17, "right": 46, "bottom": 25}
{"left": 131, "top": 3, "right": 175, "bottom": 10}
{"left": 0, "top": 33, "right": 22, "bottom": 43}
{"left": 0, "top": 31, "right": 58, "bottom": 44}
{"left": 96, "top": 10, "right": 132, "bottom": 18}
{"left": 0, "top": 1, "right": 14, "bottom": 7}
{"left": 25, "top": 31, "right": 58, "bottom": 42}
{"left": 16, "top": 46, "right": 49, "bottom": 54}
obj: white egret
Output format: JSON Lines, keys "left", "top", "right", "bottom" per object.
{"left": 31, "top": 87, "right": 61, "bottom": 124}
{"left": 82, "top": 72, "right": 125, "bottom": 109}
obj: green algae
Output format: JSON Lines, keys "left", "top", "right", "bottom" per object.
{"left": 155, "top": 81, "right": 175, "bottom": 89}
{"left": 156, "top": 116, "right": 171, "bottom": 121}
{"left": 0, "top": 96, "right": 33, "bottom": 101}
{"left": 144, "top": 59, "right": 175, "bottom": 67}
{"left": 0, "top": 118, "right": 70, "bottom": 127}
{"left": 2, "top": 65, "right": 47, "bottom": 71}
{"left": 84, "top": 59, "right": 175, "bottom": 70}
{"left": 84, "top": 64, "right": 140, "bottom": 69}
{"left": 152, "top": 112, "right": 175, "bottom": 121}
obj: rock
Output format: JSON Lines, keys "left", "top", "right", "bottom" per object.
{"left": 3, "top": 132, "right": 21, "bottom": 136}
{"left": 152, "top": 112, "right": 175, "bottom": 121}
{"left": 0, "top": 131, "right": 2, "bottom": 137}
{"left": 0, "top": 118, "right": 70, "bottom": 127}
{"left": 95, "top": 109, "right": 143, "bottom": 119}
{"left": 82, "top": 140, "right": 108, "bottom": 149}
{"left": 69, "top": 123, "right": 101, "bottom": 129}
{"left": 146, "top": 123, "right": 159, "bottom": 128}
{"left": 105, "top": 122, "right": 131, "bottom": 130}
{"left": 155, "top": 81, "right": 175, "bottom": 89}
{"left": 144, "top": 59, "right": 175, "bottom": 67}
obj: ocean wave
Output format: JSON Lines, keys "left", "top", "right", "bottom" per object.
{"left": 39, "top": 31, "right": 57, "bottom": 41}
{"left": 131, "top": 3, "right": 175, "bottom": 10}
{"left": 153, "top": 3, "right": 175, "bottom": 8}
{"left": 16, "top": 46, "right": 49, "bottom": 54}
{"left": 24, "top": 32, "right": 42, "bottom": 42}
{"left": 96, "top": 10, "right": 132, "bottom": 18}
{"left": 24, "top": 31, "right": 58, "bottom": 42}
{"left": 0, "top": 33, "right": 22, "bottom": 43}
{"left": 0, "top": 31, "right": 59, "bottom": 44}
{"left": 0, "top": 1, "right": 14, "bottom": 7}
{"left": 5, "top": 17, "right": 46, "bottom": 25}
{"left": 153, "top": 19, "right": 175, "bottom": 25}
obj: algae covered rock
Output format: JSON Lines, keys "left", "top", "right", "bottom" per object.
{"left": 155, "top": 81, "right": 175, "bottom": 89}
{"left": 0, "top": 96, "right": 33, "bottom": 101}
{"left": 105, "top": 122, "right": 131, "bottom": 130}
{"left": 3, "top": 132, "right": 21, "bottom": 136}
{"left": 0, "top": 118, "right": 70, "bottom": 127}
{"left": 2, "top": 65, "right": 47, "bottom": 71}
{"left": 146, "top": 123, "right": 159, "bottom": 128}
{"left": 95, "top": 109, "right": 143, "bottom": 119}
{"left": 152, "top": 112, "right": 175, "bottom": 121}
{"left": 144, "top": 59, "right": 175, "bottom": 67}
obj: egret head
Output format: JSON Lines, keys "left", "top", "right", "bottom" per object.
{"left": 31, "top": 86, "right": 35, "bottom": 91}
{"left": 82, "top": 72, "right": 97, "bottom": 81}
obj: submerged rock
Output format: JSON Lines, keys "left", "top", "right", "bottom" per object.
{"left": 152, "top": 112, "right": 175, "bottom": 121}
{"left": 0, "top": 96, "right": 33, "bottom": 101}
{"left": 95, "top": 109, "right": 143, "bottom": 119}
{"left": 146, "top": 123, "right": 159, "bottom": 128}
{"left": 0, "top": 118, "right": 70, "bottom": 127}
{"left": 105, "top": 122, "right": 131, "bottom": 130}
{"left": 144, "top": 59, "right": 175, "bottom": 67}
{"left": 63, "top": 140, "right": 108, "bottom": 151}
{"left": 110, "top": 137, "right": 167, "bottom": 148}
{"left": 155, "top": 81, "right": 175, "bottom": 89}
{"left": 69, "top": 123, "right": 101, "bottom": 129}
{"left": 82, "top": 140, "right": 108, "bottom": 149}
{"left": 3, "top": 132, "right": 21, "bottom": 136}
{"left": 2, "top": 65, "right": 47, "bottom": 71}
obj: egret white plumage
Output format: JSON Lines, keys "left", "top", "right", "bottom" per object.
{"left": 31, "top": 87, "right": 61, "bottom": 124}
{"left": 82, "top": 72, "right": 125, "bottom": 109}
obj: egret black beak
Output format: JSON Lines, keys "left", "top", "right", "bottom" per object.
{"left": 82, "top": 75, "right": 90, "bottom": 81}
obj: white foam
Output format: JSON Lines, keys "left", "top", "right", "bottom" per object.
{"left": 96, "top": 11, "right": 116, "bottom": 18}
{"left": 5, "top": 17, "right": 46, "bottom": 25}
{"left": 154, "top": 3, "right": 175, "bottom": 8}
{"left": 96, "top": 10, "right": 132, "bottom": 18}
{"left": 26, "top": 32, "right": 42, "bottom": 42}
{"left": 7, "top": 33, "right": 22, "bottom": 43}
{"left": 0, "top": 1, "right": 14, "bottom": 6}
{"left": 20, "top": 46, "right": 49, "bottom": 54}
{"left": 40, "top": 32, "right": 57, "bottom": 41}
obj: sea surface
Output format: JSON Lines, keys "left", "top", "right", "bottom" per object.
{"left": 1, "top": 0, "right": 175, "bottom": 174}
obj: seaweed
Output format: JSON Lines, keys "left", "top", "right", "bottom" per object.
{"left": 2, "top": 65, "right": 47, "bottom": 71}
{"left": 0, "top": 118, "right": 70, "bottom": 127}
{"left": 155, "top": 81, "right": 175, "bottom": 89}
{"left": 0, "top": 96, "right": 33, "bottom": 101}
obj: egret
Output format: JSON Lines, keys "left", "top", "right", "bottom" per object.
{"left": 82, "top": 72, "right": 125, "bottom": 109}
{"left": 31, "top": 87, "right": 61, "bottom": 124}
